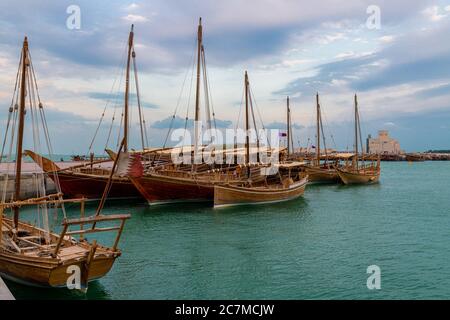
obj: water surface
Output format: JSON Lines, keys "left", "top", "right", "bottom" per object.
{"left": 6, "top": 162, "right": 450, "bottom": 299}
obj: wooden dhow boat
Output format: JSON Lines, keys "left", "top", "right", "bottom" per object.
{"left": 131, "top": 147, "right": 281, "bottom": 205}
{"left": 302, "top": 93, "right": 340, "bottom": 183}
{"left": 214, "top": 163, "right": 308, "bottom": 208}
{"left": 131, "top": 18, "right": 248, "bottom": 204}
{"left": 213, "top": 72, "right": 308, "bottom": 208}
{"left": 27, "top": 25, "right": 149, "bottom": 201}
{"left": 0, "top": 37, "right": 130, "bottom": 290}
{"left": 335, "top": 94, "right": 380, "bottom": 184}
{"left": 26, "top": 150, "right": 141, "bottom": 200}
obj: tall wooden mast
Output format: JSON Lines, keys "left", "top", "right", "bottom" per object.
{"left": 354, "top": 93, "right": 359, "bottom": 170}
{"left": 124, "top": 24, "right": 134, "bottom": 152}
{"left": 287, "top": 96, "right": 290, "bottom": 155}
{"left": 13, "top": 37, "right": 28, "bottom": 228}
{"left": 316, "top": 92, "right": 320, "bottom": 166}
{"left": 194, "top": 17, "right": 203, "bottom": 165}
{"left": 245, "top": 71, "right": 250, "bottom": 177}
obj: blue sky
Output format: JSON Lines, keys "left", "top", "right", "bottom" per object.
{"left": 0, "top": 0, "right": 450, "bottom": 153}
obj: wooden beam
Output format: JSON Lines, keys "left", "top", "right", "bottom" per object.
{"left": 0, "top": 197, "right": 86, "bottom": 209}
{"left": 80, "top": 198, "right": 85, "bottom": 241}
{"left": 81, "top": 240, "right": 97, "bottom": 289}
{"left": 65, "top": 226, "right": 121, "bottom": 236}
{"left": 53, "top": 223, "right": 68, "bottom": 257}
{"left": 112, "top": 219, "right": 126, "bottom": 251}
{"left": 13, "top": 37, "right": 29, "bottom": 229}
{"left": 64, "top": 214, "right": 130, "bottom": 226}
{"left": 0, "top": 207, "right": 3, "bottom": 246}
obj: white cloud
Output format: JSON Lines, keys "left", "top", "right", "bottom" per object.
{"left": 321, "top": 20, "right": 352, "bottom": 30}
{"left": 422, "top": 6, "right": 448, "bottom": 22}
{"left": 281, "top": 59, "right": 315, "bottom": 67}
{"left": 0, "top": 56, "right": 9, "bottom": 68}
{"left": 122, "top": 14, "right": 149, "bottom": 23}
{"left": 330, "top": 79, "right": 347, "bottom": 86}
{"left": 317, "top": 32, "right": 346, "bottom": 45}
{"left": 125, "top": 3, "right": 139, "bottom": 11}
{"left": 379, "top": 35, "right": 395, "bottom": 43}
{"left": 335, "top": 51, "right": 355, "bottom": 59}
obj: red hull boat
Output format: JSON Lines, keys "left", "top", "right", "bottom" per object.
{"left": 50, "top": 171, "right": 142, "bottom": 200}
{"left": 25, "top": 150, "right": 143, "bottom": 201}
{"left": 131, "top": 173, "right": 215, "bottom": 204}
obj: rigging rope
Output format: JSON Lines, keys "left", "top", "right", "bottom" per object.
{"left": 201, "top": 45, "right": 218, "bottom": 136}
{"left": 249, "top": 86, "right": 271, "bottom": 148}
{"left": 88, "top": 38, "right": 128, "bottom": 155}
{"left": 201, "top": 47, "right": 212, "bottom": 141}
{"left": 29, "top": 52, "right": 67, "bottom": 218}
{"left": 131, "top": 47, "right": 149, "bottom": 150}
{"left": 151, "top": 38, "right": 197, "bottom": 164}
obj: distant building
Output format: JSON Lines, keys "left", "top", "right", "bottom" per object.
{"left": 367, "top": 130, "right": 401, "bottom": 154}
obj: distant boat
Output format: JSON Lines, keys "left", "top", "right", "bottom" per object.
{"left": 302, "top": 93, "right": 340, "bottom": 183}
{"left": 405, "top": 153, "right": 425, "bottom": 162}
{"left": 213, "top": 72, "right": 308, "bottom": 208}
{"left": 0, "top": 37, "right": 130, "bottom": 290}
{"left": 336, "top": 94, "right": 380, "bottom": 184}
{"left": 70, "top": 154, "right": 109, "bottom": 162}
{"left": 214, "top": 163, "right": 308, "bottom": 208}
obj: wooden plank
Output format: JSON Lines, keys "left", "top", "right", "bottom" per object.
{"left": 80, "top": 199, "right": 85, "bottom": 241}
{"left": 65, "top": 226, "right": 120, "bottom": 236}
{"left": 0, "top": 277, "right": 15, "bottom": 300}
{"left": 63, "top": 214, "right": 130, "bottom": 226}
{"left": 0, "top": 197, "right": 86, "bottom": 209}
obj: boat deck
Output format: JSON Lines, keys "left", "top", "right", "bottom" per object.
{"left": 57, "top": 245, "right": 89, "bottom": 259}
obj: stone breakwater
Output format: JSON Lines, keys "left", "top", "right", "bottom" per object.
{"left": 378, "top": 153, "right": 450, "bottom": 161}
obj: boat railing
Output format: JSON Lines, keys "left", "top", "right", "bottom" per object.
{"left": 1, "top": 194, "right": 85, "bottom": 253}
{"left": 53, "top": 213, "right": 131, "bottom": 257}
{"left": 0, "top": 193, "right": 75, "bottom": 209}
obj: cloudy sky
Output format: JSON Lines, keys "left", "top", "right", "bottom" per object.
{"left": 1, "top": 0, "right": 450, "bottom": 154}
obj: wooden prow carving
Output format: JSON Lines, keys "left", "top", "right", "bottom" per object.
{"left": 24, "top": 150, "right": 60, "bottom": 172}
{"left": 105, "top": 149, "right": 117, "bottom": 161}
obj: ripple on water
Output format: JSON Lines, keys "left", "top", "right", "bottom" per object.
{"left": 7, "top": 162, "right": 450, "bottom": 299}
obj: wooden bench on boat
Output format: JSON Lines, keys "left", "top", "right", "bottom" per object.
{"left": 1, "top": 193, "right": 130, "bottom": 257}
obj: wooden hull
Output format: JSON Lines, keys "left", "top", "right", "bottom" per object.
{"left": 336, "top": 168, "right": 380, "bottom": 185}
{"left": 304, "top": 166, "right": 339, "bottom": 183}
{"left": 49, "top": 172, "right": 143, "bottom": 201}
{"left": 214, "top": 177, "right": 307, "bottom": 208}
{"left": 131, "top": 174, "right": 215, "bottom": 204}
{"left": 0, "top": 219, "right": 120, "bottom": 288}
{"left": 0, "top": 252, "right": 116, "bottom": 288}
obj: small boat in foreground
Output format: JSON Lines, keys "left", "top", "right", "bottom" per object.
{"left": 0, "top": 37, "right": 130, "bottom": 290}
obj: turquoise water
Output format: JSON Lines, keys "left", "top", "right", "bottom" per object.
{"left": 5, "top": 162, "right": 450, "bottom": 299}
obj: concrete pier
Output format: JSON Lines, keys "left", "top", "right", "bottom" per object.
{"left": 0, "top": 173, "right": 56, "bottom": 200}
{"left": 0, "top": 161, "right": 91, "bottom": 199}
{"left": 0, "top": 277, "right": 15, "bottom": 300}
